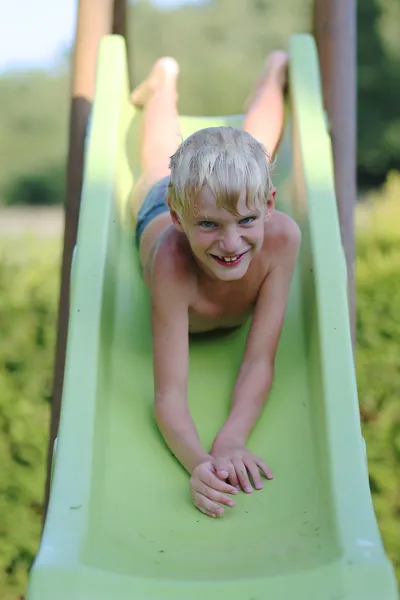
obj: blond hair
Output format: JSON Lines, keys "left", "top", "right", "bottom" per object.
{"left": 167, "top": 126, "right": 274, "bottom": 218}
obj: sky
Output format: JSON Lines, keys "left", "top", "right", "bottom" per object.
{"left": 0, "top": 0, "right": 201, "bottom": 74}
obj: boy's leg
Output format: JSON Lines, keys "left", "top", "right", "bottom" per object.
{"left": 242, "top": 51, "right": 288, "bottom": 160}
{"left": 130, "top": 57, "right": 181, "bottom": 218}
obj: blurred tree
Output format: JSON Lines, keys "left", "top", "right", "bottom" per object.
{"left": 377, "top": 0, "right": 400, "bottom": 61}
{"left": 3, "top": 165, "right": 65, "bottom": 206}
{"left": 357, "top": 0, "right": 400, "bottom": 189}
{"left": 0, "top": 0, "right": 399, "bottom": 205}
{"left": 128, "top": 0, "right": 312, "bottom": 115}
{"left": 0, "top": 70, "right": 69, "bottom": 206}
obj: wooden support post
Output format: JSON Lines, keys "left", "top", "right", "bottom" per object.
{"left": 113, "top": 0, "right": 127, "bottom": 38}
{"left": 313, "top": 0, "right": 357, "bottom": 348}
{"left": 43, "top": 0, "right": 127, "bottom": 522}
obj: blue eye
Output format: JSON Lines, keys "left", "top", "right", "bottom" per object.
{"left": 200, "top": 221, "right": 216, "bottom": 229}
{"left": 239, "top": 216, "right": 255, "bottom": 225}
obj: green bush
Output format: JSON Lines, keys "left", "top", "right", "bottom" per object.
{"left": 0, "top": 238, "right": 60, "bottom": 600}
{"left": 3, "top": 165, "right": 65, "bottom": 206}
{"left": 356, "top": 171, "right": 400, "bottom": 580}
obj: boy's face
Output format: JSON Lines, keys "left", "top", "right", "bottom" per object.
{"left": 169, "top": 186, "right": 275, "bottom": 281}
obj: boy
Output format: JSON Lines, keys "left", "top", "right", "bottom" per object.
{"left": 130, "top": 52, "right": 301, "bottom": 519}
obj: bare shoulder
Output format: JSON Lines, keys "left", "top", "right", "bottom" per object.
{"left": 264, "top": 210, "right": 301, "bottom": 263}
{"left": 265, "top": 210, "right": 301, "bottom": 246}
{"left": 150, "top": 229, "right": 196, "bottom": 303}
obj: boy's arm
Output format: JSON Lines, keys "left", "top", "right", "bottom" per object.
{"left": 151, "top": 254, "right": 211, "bottom": 474}
{"left": 212, "top": 221, "right": 301, "bottom": 450}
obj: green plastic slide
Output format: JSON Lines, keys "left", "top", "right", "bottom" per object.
{"left": 27, "top": 34, "right": 398, "bottom": 600}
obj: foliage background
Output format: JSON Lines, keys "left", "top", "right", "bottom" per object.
{"left": 0, "top": 0, "right": 399, "bottom": 598}
{"left": 1, "top": 0, "right": 399, "bottom": 207}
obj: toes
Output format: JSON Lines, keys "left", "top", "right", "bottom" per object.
{"left": 130, "top": 57, "right": 179, "bottom": 107}
{"left": 156, "top": 56, "right": 180, "bottom": 79}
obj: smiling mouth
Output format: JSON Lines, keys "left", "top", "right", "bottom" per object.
{"left": 210, "top": 251, "right": 249, "bottom": 267}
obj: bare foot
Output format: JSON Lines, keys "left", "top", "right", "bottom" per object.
{"left": 130, "top": 57, "right": 180, "bottom": 107}
{"left": 243, "top": 50, "right": 288, "bottom": 111}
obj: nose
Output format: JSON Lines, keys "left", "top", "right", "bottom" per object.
{"left": 219, "top": 226, "right": 241, "bottom": 254}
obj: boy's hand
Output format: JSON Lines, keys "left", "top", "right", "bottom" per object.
{"left": 190, "top": 460, "right": 238, "bottom": 518}
{"left": 210, "top": 443, "right": 274, "bottom": 493}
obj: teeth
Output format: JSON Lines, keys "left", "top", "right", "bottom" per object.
{"left": 218, "top": 255, "right": 238, "bottom": 262}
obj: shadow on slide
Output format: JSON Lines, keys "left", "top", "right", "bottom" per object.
{"left": 27, "top": 34, "right": 398, "bottom": 600}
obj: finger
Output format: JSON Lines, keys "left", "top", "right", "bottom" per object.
{"left": 244, "top": 457, "right": 264, "bottom": 490}
{"left": 196, "top": 482, "right": 236, "bottom": 509}
{"left": 214, "top": 458, "right": 231, "bottom": 481}
{"left": 199, "top": 507, "right": 219, "bottom": 519}
{"left": 234, "top": 459, "right": 253, "bottom": 493}
{"left": 194, "top": 497, "right": 222, "bottom": 518}
{"left": 213, "top": 458, "right": 239, "bottom": 489}
{"left": 201, "top": 470, "right": 238, "bottom": 495}
{"left": 227, "top": 463, "right": 240, "bottom": 488}
{"left": 255, "top": 457, "right": 274, "bottom": 480}
{"left": 193, "top": 492, "right": 225, "bottom": 518}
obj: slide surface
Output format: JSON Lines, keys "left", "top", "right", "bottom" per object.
{"left": 28, "top": 34, "right": 397, "bottom": 600}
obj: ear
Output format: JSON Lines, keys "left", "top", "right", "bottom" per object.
{"left": 265, "top": 186, "right": 276, "bottom": 221}
{"left": 167, "top": 198, "right": 185, "bottom": 232}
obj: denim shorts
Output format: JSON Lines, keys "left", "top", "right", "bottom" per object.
{"left": 136, "top": 176, "right": 170, "bottom": 245}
